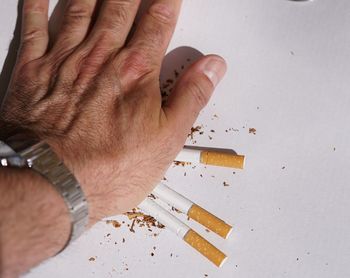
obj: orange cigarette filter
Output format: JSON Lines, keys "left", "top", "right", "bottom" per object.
{"left": 184, "top": 229, "right": 227, "bottom": 267}
{"left": 200, "top": 151, "right": 245, "bottom": 169}
{"left": 188, "top": 204, "right": 232, "bottom": 239}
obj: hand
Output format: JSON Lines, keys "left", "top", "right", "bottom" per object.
{"left": 0, "top": 0, "right": 226, "bottom": 222}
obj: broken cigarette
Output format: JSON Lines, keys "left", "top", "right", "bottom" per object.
{"left": 139, "top": 198, "right": 227, "bottom": 267}
{"left": 153, "top": 183, "right": 233, "bottom": 239}
{"left": 184, "top": 229, "right": 227, "bottom": 267}
{"left": 175, "top": 148, "right": 245, "bottom": 169}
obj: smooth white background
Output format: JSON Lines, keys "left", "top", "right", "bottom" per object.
{"left": 1, "top": 1, "right": 350, "bottom": 277}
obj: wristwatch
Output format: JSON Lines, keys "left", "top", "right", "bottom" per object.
{"left": 0, "top": 136, "right": 89, "bottom": 253}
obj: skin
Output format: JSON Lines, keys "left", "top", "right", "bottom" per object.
{"left": 0, "top": 0, "right": 226, "bottom": 277}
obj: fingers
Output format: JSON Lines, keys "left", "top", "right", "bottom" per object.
{"left": 48, "top": 0, "right": 141, "bottom": 83}
{"left": 49, "top": 0, "right": 97, "bottom": 53}
{"left": 19, "top": 0, "right": 49, "bottom": 64}
{"left": 88, "top": 0, "right": 141, "bottom": 51}
{"left": 115, "top": 0, "right": 182, "bottom": 89}
{"left": 163, "top": 55, "right": 227, "bottom": 136}
{"left": 126, "top": 0, "right": 182, "bottom": 67}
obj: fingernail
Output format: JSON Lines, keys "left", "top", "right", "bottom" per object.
{"left": 202, "top": 57, "right": 226, "bottom": 87}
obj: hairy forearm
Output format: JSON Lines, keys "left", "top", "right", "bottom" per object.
{"left": 0, "top": 168, "right": 70, "bottom": 278}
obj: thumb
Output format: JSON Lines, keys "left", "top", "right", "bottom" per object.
{"left": 163, "top": 55, "right": 227, "bottom": 135}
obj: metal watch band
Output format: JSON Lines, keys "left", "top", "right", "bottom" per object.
{"left": 1, "top": 140, "right": 89, "bottom": 253}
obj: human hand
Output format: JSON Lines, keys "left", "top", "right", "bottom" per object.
{"left": 0, "top": 0, "right": 226, "bottom": 222}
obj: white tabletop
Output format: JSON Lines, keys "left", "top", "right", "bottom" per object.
{"left": 1, "top": 1, "right": 350, "bottom": 277}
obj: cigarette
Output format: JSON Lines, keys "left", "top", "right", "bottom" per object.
{"left": 175, "top": 148, "right": 245, "bottom": 169}
{"left": 153, "top": 183, "right": 233, "bottom": 239}
{"left": 139, "top": 198, "right": 227, "bottom": 267}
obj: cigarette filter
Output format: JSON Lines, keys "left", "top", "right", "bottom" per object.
{"left": 188, "top": 204, "right": 232, "bottom": 239}
{"left": 175, "top": 148, "right": 245, "bottom": 169}
{"left": 184, "top": 229, "right": 227, "bottom": 267}
{"left": 153, "top": 183, "right": 232, "bottom": 239}
{"left": 139, "top": 198, "right": 227, "bottom": 267}
{"left": 200, "top": 151, "right": 245, "bottom": 169}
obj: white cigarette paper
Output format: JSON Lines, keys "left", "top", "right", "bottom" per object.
{"left": 153, "top": 183, "right": 193, "bottom": 213}
{"left": 153, "top": 183, "right": 233, "bottom": 239}
{"left": 139, "top": 198, "right": 189, "bottom": 238}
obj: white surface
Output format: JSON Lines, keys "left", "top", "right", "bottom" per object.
{"left": 153, "top": 183, "right": 194, "bottom": 214}
{"left": 139, "top": 198, "right": 190, "bottom": 239}
{"left": 175, "top": 148, "right": 201, "bottom": 165}
{"left": 1, "top": 0, "right": 350, "bottom": 278}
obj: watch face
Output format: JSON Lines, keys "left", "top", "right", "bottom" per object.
{"left": 0, "top": 140, "right": 29, "bottom": 167}
{"left": 0, "top": 141, "right": 16, "bottom": 156}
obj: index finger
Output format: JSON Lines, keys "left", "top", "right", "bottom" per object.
{"left": 19, "top": 0, "right": 49, "bottom": 64}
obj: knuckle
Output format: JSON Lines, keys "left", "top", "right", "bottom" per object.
{"left": 23, "top": 2, "right": 47, "bottom": 14}
{"left": 78, "top": 43, "right": 111, "bottom": 76}
{"left": 21, "top": 29, "right": 48, "bottom": 45}
{"left": 65, "top": 2, "right": 93, "bottom": 22}
{"left": 140, "top": 4, "right": 175, "bottom": 46}
{"left": 137, "top": 5, "right": 176, "bottom": 47}
{"left": 148, "top": 3, "right": 175, "bottom": 24}
{"left": 118, "top": 49, "right": 154, "bottom": 81}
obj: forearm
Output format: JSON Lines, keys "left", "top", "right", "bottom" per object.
{"left": 0, "top": 168, "right": 70, "bottom": 278}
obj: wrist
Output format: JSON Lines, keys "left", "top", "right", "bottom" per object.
{"left": 0, "top": 167, "right": 71, "bottom": 276}
{"left": 47, "top": 141, "right": 115, "bottom": 224}
{"left": 68, "top": 159, "right": 126, "bottom": 224}
{"left": 0, "top": 167, "right": 71, "bottom": 239}
{"left": 52, "top": 148, "right": 134, "bottom": 222}
{"left": 1, "top": 137, "right": 89, "bottom": 247}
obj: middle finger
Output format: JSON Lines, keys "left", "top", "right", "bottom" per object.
{"left": 87, "top": 0, "right": 141, "bottom": 52}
